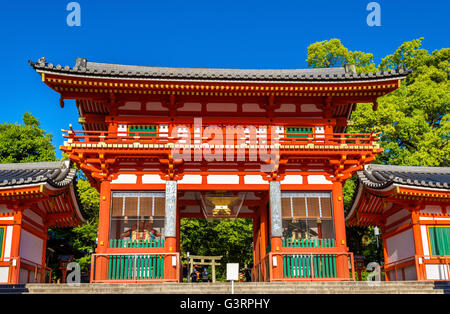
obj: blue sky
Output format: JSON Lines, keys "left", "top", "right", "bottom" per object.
{"left": 0, "top": 0, "right": 448, "bottom": 158}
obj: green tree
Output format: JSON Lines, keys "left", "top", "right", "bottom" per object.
{"left": 306, "top": 38, "right": 449, "bottom": 265}
{"left": 51, "top": 179, "right": 99, "bottom": 271}
{"left": 180, "top": 218, "right": 253, "bottom": 281}
{"left": 306, "top": 38, "right": 377, "bottom": 73}
{"left": 0, "top": 113, "right": 99, "bottom": 274}
{"left": 0, "top": 112, "right": 56, "bottom": 163}
{"left": 349, "top": 39, "right": 449, "bottom": 166}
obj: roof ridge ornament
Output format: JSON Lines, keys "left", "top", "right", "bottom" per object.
{"left": 344, "top": 63, "right": 357, "bottom": 75}
{"left": 74, "top": 57, "right": 87, "bottom": 71}
{"left": 396, "top": 63, "right": 405, "bottom": 73}
{"left": 36, "top": 56, "right": 46, "bottom": 67}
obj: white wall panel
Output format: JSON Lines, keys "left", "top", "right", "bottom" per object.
{"left": 19, "top": 230, "right": 43, "bottom": 265}
{"left": 386, "top": 228, "right": 415, "bottom": 263}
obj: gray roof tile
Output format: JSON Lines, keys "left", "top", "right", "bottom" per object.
{"left": 0, "top": 160, "right": 77, "bottom": 189}
{"left": 29, "top": 57, "right": 411, "bottom": 82}
{"left": 357, "top": 164, "right": 450, "bottom": 190}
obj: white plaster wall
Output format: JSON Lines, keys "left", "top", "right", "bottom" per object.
{"left": 0, "top": 204, "right": 13, "bottom": 212}
{"left": 119, "top": 101, "right": 141, "bottom": 110}
{"left": 23, "top": 209, "right": 43, "bottom": 226}
{"left": 207, "top": 175, "right": 239, "bottom": 185}
{"left": 3, "top": 226, "right": 13, "bottom": 259}
{"left": 308, "top": 175, "right": 331, "bottom": 184}
{"left": 111, "top": 174, "right": 137, "bottom": 184}
{"left": 207, "top": 103, "right": 237, "bottom": 112}
{"left": 178, "top": 102, "right": 201, "bottom": 112}
{"left": 0, "top": 267, "right": 9, "bottom": 283}
{"left": 425, "top": 264, "right": 449, "bottom": 280}
{"left": 385, "top": 209, "right": 410, "bottom": 227}
{"left": 244, "top": 175, "right": 267, "bottom": 185}
{"left": 301, "top": 104, "right": 322, "bottom": 112}
{"left": 403, "top": 265, "right": 417, "bottom": 281}
{"left": 280, "top": 175, "right": 303, "bottom": 185}
{"left": 145, "top": 101, "right": 167, "bottom": 111}
{"left": 421, "top": 205, "right": 443, "bottom": 214}
{"left": 19, "top": 230, "right": 43, "bottom": 265}
{"left": 242, "top": 103, "right": 265, "bottom": 112}
{"left": 142, "top": 174, "right": 166, "bottom": 184}
{"left": 117, "top": 124, "right": 127, "bottom": 136}
{"left": 178, "top": 175, "right": 202, "bottom": 184}
{"left": 386, "top": 228, "right": 415, "bottom": 263}
{"left": 421, "top": 225, "right": 430, "bottom": 257}
{"left": 19, "top": 268, "right": 28, "bottom": 284}
{"left": 274, "top": 103, "right": 296, "bottom": 112}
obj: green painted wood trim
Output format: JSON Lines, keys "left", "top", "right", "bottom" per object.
{"left": 428, "top": 227, "right": 450, "bottom": 256}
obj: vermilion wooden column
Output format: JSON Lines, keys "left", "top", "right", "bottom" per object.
{"left": 269, "top": 181, "right": 283, "bottom": 280}
{"left": 259, "top": 203, "right": 267, "bottom": 258}
{"left": 253, "top": 215, "right": 260, "bottom": 267}
{"left": 411, "top": 210, "right": 424, "bottom": 280}
{"left": 164, "top": 180, "right": 178, "bottom": 281}
{"left": 382, "top": 227, "right": 390, "bottom": 281}
{"left": 10, "top": 208, "right": 23, "bottom": 284}
{"left": 94, "top": 180, "right": 111, "bottom": 282}
{"left": 332, "top": 180, "right": 350, "bottom": 279}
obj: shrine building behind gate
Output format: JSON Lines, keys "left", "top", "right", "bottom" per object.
{"left": 0, "top": 161, "right": 85, "bottom": 284}
{"left": 30, "top": 57, "right": 410, "bottom": 282}
{"left": 347, "top": 164, "right": 450, "bottom": 281}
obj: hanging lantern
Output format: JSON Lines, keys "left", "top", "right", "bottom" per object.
{"left": 197, "top": 191, "right": 247, "bottom": 219}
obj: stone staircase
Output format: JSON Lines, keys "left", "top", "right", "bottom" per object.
{"left": 0, "top": 284, "right": 29, "bottom": 294}
{"left": 19, "top": 281, "right": 448, "bottom": 294}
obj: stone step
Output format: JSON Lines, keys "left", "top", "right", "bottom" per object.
{"left": 24, "top": 282, "right": 444, "bottom": 294}
{"left": 25, "top": 289, "right": 443, "bottom": 294}
{"left": 0, "top": 284, "right": 28, "bottom": 294}
{"left": 25, "top": 281, "right": 437, "bottom": 287}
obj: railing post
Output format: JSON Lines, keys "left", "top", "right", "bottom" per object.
{"left": 90, "top": 254, "right": 95, "bottom": 283}
{"left": 134, "top": 255, "right": 137, "bottom": 281}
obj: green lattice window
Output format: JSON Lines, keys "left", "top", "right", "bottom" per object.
{"left": 428, "top": 227, "right": 450, "bottom": 256}
{"left": 286, "top": 127, "right": 313, "bottom": 138}
{"left": 128, "top": 125, "right": 158, "bottom": 137}
{"left": 0, "top": 227, "right": 5, "bottom": 260}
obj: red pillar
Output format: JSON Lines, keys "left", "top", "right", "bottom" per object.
{"left": 10, "top": 208, "right": 23, "bottom": 284}
{"left": 260, "top": 204, "right": 267, "bottom": 258}
{"left": 163, "top": 180, "right": 178, "bottom": 281}
{"left": 411, "top": 210, "right": 424, "bottom": 280}
{"left": 332, "top": 180, "right": 350, "bottom": 279}
{"left": 94, "top": 180, "right": 111, "bottom": 282}
{"left": 253, "top": 215, "right": 260, "bottom": 266}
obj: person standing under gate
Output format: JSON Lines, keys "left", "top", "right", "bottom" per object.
{"left": 190, "top": 269, "right": 198, "bottom": 282}
{"left": 201, "top": 268, "right": 209, "bottom": 282}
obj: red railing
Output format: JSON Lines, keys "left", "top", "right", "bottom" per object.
{"left": 62, "top": 127, "right": 380, "bottom": 148}
{"left": 383, "top": 255, "right": 450, "bottom": 281}
{"left": 90, "top": 252, "right": 180, "bottom": 283}
{"left": 415, "top": 255, "right": 450, "bottom": 281}
{"left": 251, "top": 254, "right": 271, "bottom": 282}
{"left": 1, "top": 257, "right": 52, "bottom": 284}
{"left": 252, "top": 252, "right": 355, "bottom": 282}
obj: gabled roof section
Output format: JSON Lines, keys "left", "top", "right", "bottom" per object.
{"left": 358, "top": 164, "right": 450, "bottom": 190}
{"left": 29, "top": 57, "right": 411, "bottom": 83}
{"left": 0, "top": 160, "right": 76, "bottom": 189}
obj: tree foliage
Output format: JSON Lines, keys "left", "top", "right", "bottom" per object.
{"left": 0, "top": 112, "right": 55, "bottom": 163}
{"left": 307, "top": 38, "right": 449, "bottom": 264}
{"left": 180, "top": 218, "right": 253, "bottom": 280}
{"left": 306, "top": 38, "right": 377, "bottom": 73}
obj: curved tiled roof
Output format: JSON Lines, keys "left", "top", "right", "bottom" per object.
{"left": 357, "top": 164, "right": 450, "bottom": 190}
{"left": 0, "top": 160, "right": 77, "bottom": 189}
{"left": 29, "top": 57, "right": 411, "bottom": 82}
